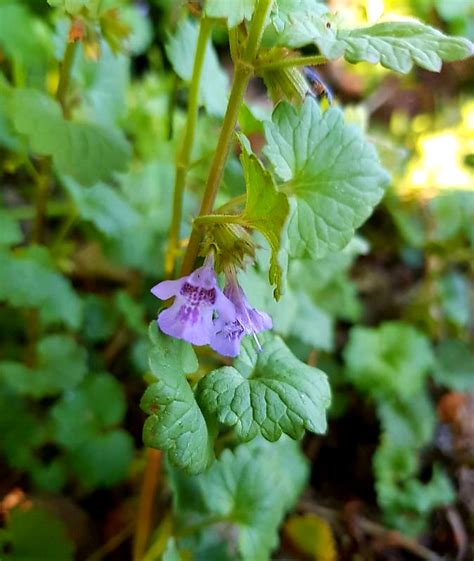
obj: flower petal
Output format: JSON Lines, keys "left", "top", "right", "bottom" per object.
{"left": 247, "top": 308, "right": 273, "bottom": 333}
{"left": 158, "top": 300, "right": 214, "bottom": 346}
{"left": 151, "top": 278, "right": 185, "bottom": 300}
{"left": 210, "top": 318, "right": 245, "bottom": 357}
{"left": 215, "top": 290, "right": 237, "bottom": 322}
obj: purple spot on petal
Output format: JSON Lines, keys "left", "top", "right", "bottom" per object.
{"left": 177, "top": 304, "right": 200, "bottom": 325}
{"left": 180, "top": 282, "right": 216, "bottom": 306}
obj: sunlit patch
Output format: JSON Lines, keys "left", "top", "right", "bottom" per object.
{"left": 399, "top": 100, "right": 474, "bottom": 200}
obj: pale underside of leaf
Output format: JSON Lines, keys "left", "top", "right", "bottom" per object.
{"left": 205, "top": 0, "right": 257, "bottom": 28}
{"left": 268, "top": 11, "right": 474, "bottom": 73}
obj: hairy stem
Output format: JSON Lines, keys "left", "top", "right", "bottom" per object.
{"left": 194, "top": 214, "right": 243, "bottom": 226}
{"left": 180, "top": 0, "right": 274, "bottom": 276}
{"left": 255, "top": 53, "right": 327, "bottom": 71}
{"left": 165, "top": 17, "right": 213, "bottom": 277}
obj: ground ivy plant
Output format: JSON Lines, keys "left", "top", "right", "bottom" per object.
{"left": 142, "top": 0, "right": 470, "bottom": 465}
{"left": 0, "top": 1, "right": 472, "bottom": 560}
{"left": 137, "top": 3, "right": 471, "bottom": 557}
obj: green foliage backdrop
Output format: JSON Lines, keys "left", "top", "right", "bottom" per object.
{"left": 0, "top": 1, "right": 472, "bottom": 560}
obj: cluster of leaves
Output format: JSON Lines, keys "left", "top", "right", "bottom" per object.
{"left": 344, "top": 322, "right": 454, "bottom": 534}
{"left": 0, "top": 0, "right": 472, "bottom": 560}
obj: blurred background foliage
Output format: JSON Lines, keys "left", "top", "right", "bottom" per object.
{"left": 0, "top": 0, "right": 472, "bottom": 560}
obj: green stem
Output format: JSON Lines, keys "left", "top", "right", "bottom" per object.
{"left": 229, "top": 26, "right": 240, "bottom": 63}
{"left": 51, "top": 209, "right": 78, "bottom": 251}
{"left": 194, "top": 214, "right": 243, "bottom": 226}
{"left": 255, "top": 54, "right": 327, "bottom": 71}
{"left": 32, "top": 159, "right": 51, "bottom": 244}
{"left": 56, "top": 39, "right": 78, "bottom": 118}
{"left": 180, "top": 0, "right": 274, "bottom": 276}
{"left": 165, "top": 17, "right": 213, "bottom": 277}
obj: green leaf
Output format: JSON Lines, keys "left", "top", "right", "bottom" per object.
{"left": 264, "top": 0, "right": 329, "bottom": 47}
{"left": 288, "top": 237, "right": 366, "bottom": 322}
{"left": 1, "top": 335, "right": 88, "bottom": 398}
{"left": 104, "top": 160, "right": 176, "bottom": 275}
{"left": 119, "top": 161, "right": 174, "bottom": 234}
{"left": 238, "top": 103, "right": 266, "bottom": 136}
{"left": 264, "top": 97, "right": 389, "bottom": 259}
{"left": 268, "top": 9, "right": 474, "bottom": 73}
{"left": 148, "top": 322, "right": 199, "bottom": 379}
{"left": 121, "top": 5, "right": 154, "bottom": 56}
{"left": 11, "top": 89, "right": 131, "bottom": 186}
{"left": 343, "top": 322, "right": 434, "bottom": 401}
{"left": 141, "top": 324, "right": 213, "bottom": 474}
{"left": 170, "top": 437, "right": 308, "bottom": 561}
{"left": 378, "top": 393, "right": 436, "bottom": 448}
{"left": 162, "top": 539, "right": 183, "bottom": 561}
{"left": 205, "top": 0, "right": 256, "bottom": 27}
{"left": 334, "top": 22, "right": 474, "bottom": 73}
{"left": 165, "top": 19, "right": 229, "bottom": 117}
{"left": 141, "top": 382, "right": 215, "bottom": 474}
{"left": 69, "top": 429, "right": 134, "bottom": 487}
{"left": 76, "top": 43, "right": 129, "bottom": 128}
{"left": 289, "top": 292, "right": 334, "bottom": 351}
{"left": 0, "top": 89, "right": 22, "bottom": 151}
{"left": 30, "top": 458, "right": 68, "bottom": 492}
{"left": 238, "top": 135, "right": 290, "bottom": 298}
{"left": 289, "top": 236, "right": 368, "bottom": 291}
{"left": 115, "top": 291, "right": 146, "bottom": 334}
{"left": 47, "top": 0, "right": 92, "bottom": 15}
{"left": 82, "top": 295, "right": 119, "bottom": 342}
{"left": 433, "top": 340, "right": 474, "bottom": 391}
{"left": 0, "top": 211, "right": 22, "bottom": 246}
{"left": 198, "top": 332, "right": 331, "bottom": 442}
{"left": 2, "top": 507, "right": 74, "bottom": 561}
{"left": 0, "top": 387, "right": 46, "bottom": 470}
{"left": 62, "top": 177, "right": 140, "bottom": 239}
{"left": 439, "top": 271, "right": 470, "bottom": 328}
{"left": 374, "top": 441, "right": 455, "bottom": 536}
{"left": 0, "top": 247, "right": 82, "bottom": 328}
{"left": 0, "top": 3, "right": 53, "bottom": 88}
{"left": 238, "top": 266, "right": 299, "bottom": 335}
{"left": 51, "top": 373, "right": 127, "bottom": 449}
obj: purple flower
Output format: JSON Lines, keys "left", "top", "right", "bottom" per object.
{"left": 151, "top": 257, "right": 235, "bottom": 347}
{"left": 210, "top": 276, "right": 272, "bottom": 357}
